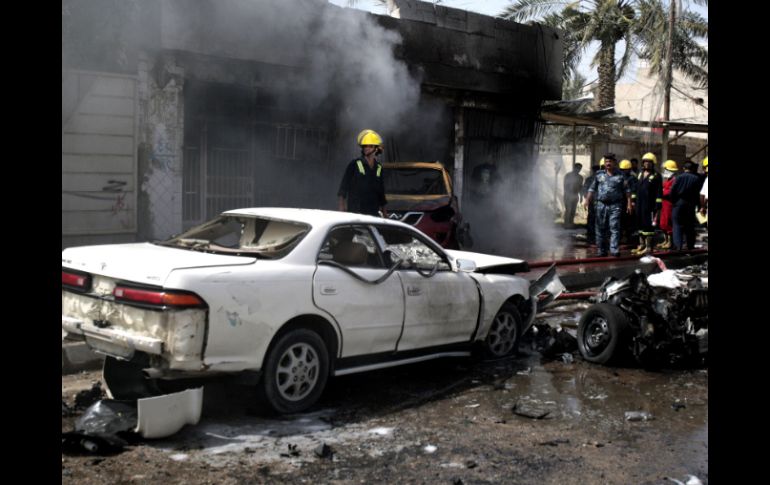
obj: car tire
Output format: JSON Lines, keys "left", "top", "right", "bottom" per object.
{"left": 483, "top": 303, "right": 523, "bottom": 358}
{"left": 577, "top": 303, "right": 629, "bottom": 365}
{"left": 260, "top": 328, "right": 330, "bottom": 414}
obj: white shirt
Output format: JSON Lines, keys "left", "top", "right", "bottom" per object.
{"left": 700, "top": 177, "right": 708, "bottom": 199}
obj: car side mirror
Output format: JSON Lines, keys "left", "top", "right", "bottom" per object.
{"left": 456, "top": 259, "right": 476, "bottom": 272}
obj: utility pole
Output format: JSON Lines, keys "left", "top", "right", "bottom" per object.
{"left": 661, "top": 0, "right": 676, "bottom": 162}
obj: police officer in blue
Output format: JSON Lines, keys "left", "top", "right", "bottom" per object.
{"left": 337, "top": 129, "right": 388, "bottom": 217}
{"left": 584, "top": 154, "right": 633, "bottom": 257}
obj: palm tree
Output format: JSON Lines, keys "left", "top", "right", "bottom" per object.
{"left": 634, "top": 0, "right": 708, "bottom": 89}
{"left": 501, "top": 1, "right": 707, "bottom": 108}
{"left": 502, "top": 1, "right": 638, "bottom": 110}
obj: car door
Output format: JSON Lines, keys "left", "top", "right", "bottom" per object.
{"left": 312, "top": 225, "right": 405, "bottom": 357}
{"left": 373, "top": 225, "right": 480, "bottom": 351}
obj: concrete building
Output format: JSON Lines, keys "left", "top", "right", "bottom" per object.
{"left": 62, "top": 0, "right": 563, "bottom": 248}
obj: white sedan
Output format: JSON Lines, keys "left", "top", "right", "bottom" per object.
{"left": 62, "top": 208, "right": 561, "bottom": 414}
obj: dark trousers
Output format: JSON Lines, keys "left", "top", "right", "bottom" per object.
{"left": 672, "top": 203, "right": 696, "bottom": 250}
{"left": 586, "top": 203, "right": 596, "bottom": 243}
{"left": 564, "top": 195, "right": 578, "bottom": 225}
{"left": 595, "top": 202, "right": 622, "bottom": 255}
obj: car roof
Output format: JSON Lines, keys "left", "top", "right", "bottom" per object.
{"left": 222, "top": 207, "right": 394, "bottom": 228}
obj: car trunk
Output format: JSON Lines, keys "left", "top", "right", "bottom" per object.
{"left": 61, "top": 243, "right": 256, "bottom": 371}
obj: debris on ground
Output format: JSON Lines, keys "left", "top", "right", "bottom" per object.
{"left": 512, "top": 401, "right": 551, "bottom": 420}
{"left": 538, "top": 438, "right": 570, "bottom": 447}
{"left": 423, "top": 444, "right": 437, "bottom": 453}
{"left": 62, "top": 400, "right": 139, "bottom": 455}
{"left": 314, "top": 443, "right": 333, "bottom": 459}
{"left": 465, "top": 460, "right": 478, "bottom": 469}
{"left": 624, "top": 411, "right": 654, "bottom": 422}
{"left": 280, "top": 443, "right": 301, "bottom": 458}
{"left": 62, "top": 399, "right": 76, "bottom": 417}
{"left": 74, "top": 381, "right": 105, "bottom": 410}
{"left": 672, "top": 402, "right": 687, "bottom": 411}
{"left": 664, "top": 475, "right": 703, "bottom": 485}
{"left": 526, "top": 323, "right": 578, "bottom": 360}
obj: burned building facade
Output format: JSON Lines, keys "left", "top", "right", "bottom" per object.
{"left": 62, "top": 0, "right": 562, "bottom": 248}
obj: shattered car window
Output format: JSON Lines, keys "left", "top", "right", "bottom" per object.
{"left": 375, "top": 226, "right": 450, "bottom": 271}
{"left": 318, "top": 226, "right": 383, "bottom": 268}
{"left": 159, "top": 215, "right": 309, "bottom": 258}
{"left": 383, "top": 168, "right": 448, "bottom": 195}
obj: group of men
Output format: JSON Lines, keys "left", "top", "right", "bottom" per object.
{"left": 569, "top": 152, "right": 708, "bottom": 257}
{"left": 338, "top": 129, "right": 710, "bottom": 260}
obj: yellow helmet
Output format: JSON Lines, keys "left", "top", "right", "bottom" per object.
{"left": 599, "top": 157, "right": 605, "bottom": 165}
{"left": 356, "top": 129, "right": 383, "bottom": 146}
{"left": 663, "top": 160, "right": 679, "bottom": 171}
{"left": 619, "top": 160, "right": 632, "bottom": 170}
{"left": 702, "top": 156, "right": 708, "bottom": 168}
{"left": 641, "top": 152, "right": 657, "bottom": 164}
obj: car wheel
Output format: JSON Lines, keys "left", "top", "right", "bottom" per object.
{"left": 577, "top": 303, "right": 629, "bottom": 364}
{"left": 260, "top": 329, "right": 329, "bottom": 414}
{"left": 483, "top": 303, "right": 522, "bottom": 358}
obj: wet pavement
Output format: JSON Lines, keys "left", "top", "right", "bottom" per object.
{"left": 62, "top": 307, "right": 708, "bottom": 484}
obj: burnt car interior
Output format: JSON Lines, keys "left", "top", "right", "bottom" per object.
{"left": 318, "top": 226, "right": 383, "bottom": 268}
{"left": 161, "top": 216, "right": 309, "bottom": 258}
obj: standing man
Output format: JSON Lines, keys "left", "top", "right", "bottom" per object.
{"left": 582, "top": 164, "right": 600, "bottom": 245}
{"left": 657, "top": 160, "right": 679, "bottom": 249}
{"left": 670, "top": 161, "right": 702, "bottom": 250}
{"left": 631, "top": 152, "right": 663, "bottom": 255}
{"left": 337, "top": 129, "right": 388, "bottom": 217}
{"left": 585, "top": 154, "right": 632, "bottom": 257}
{"left": 563, "top": 163, "right": 583, "bottom": 228}
{"left": 618, "top": 159, "right": 638, "bottom": 244}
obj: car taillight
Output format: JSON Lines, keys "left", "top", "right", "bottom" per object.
{"left": 62, "top": 270, "right": 91, "bottom": 290}
{"left": 113, "top": 286, "right": 205, "bottom": 308}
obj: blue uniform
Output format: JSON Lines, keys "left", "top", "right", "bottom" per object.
{"left": 588, "top": 170, "right": 630, "bottom": 256}
{"left": 669, "top": 171, "right": 701, "bottom": 250}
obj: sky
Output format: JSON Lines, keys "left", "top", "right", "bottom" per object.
{"left": 328, "top": 0, "right": 708, "bottom": 88}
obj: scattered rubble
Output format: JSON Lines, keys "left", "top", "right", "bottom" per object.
{"left": 314, "top": 443, "right": 333, "bottom": 459}
{"left": 74, "top": 381, "right": 105, "bottom": 410}
{"left": 625, "top": 411, "right": 654, "bottom": 422}
{"left": 512, "top": 401, "right": 551, "bottom": 420}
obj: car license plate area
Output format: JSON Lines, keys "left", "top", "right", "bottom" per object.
{"left": 85, "top": 334, "right": 135, "bottom": 360}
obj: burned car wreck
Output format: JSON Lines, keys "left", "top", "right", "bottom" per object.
{"left": 383, "top": 161, "right": 471, "bottom": 249}
{"left": 62, "top": 208, "right": 563, "bottom": 423}
{"left": 577, "top": 264, "right": 708, "bottom": 367}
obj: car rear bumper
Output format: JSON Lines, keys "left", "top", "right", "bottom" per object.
{"left": 63, "top": 316, "right": 164, "bottom": 357}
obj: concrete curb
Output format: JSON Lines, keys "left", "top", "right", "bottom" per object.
{"left": 62, "top": 341, "right": 104, "bottom": 374}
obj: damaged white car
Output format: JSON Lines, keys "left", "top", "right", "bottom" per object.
{"left": 63, "top": 208, "right": 562, "bottom": 414}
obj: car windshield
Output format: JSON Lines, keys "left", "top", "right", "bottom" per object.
{"left": 157, "top": 215, "right": 310, "bottom": 259}
{"left": 384, "top": 167, "right": 448, "bottom": 195}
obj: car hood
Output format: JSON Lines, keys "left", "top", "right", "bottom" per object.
{"left": 444, "top": 250, "right": 529, "bottom": 275}
{"left": 386, "top": 195, "right": 452, "bottom": 211}
{"left": 62, "top": 243, "right": 256, "bottom": 286}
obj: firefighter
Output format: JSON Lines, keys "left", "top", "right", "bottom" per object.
{"left": 585, "top": 154, "right": 632, "bottom": 257}
{"left": 619, "top": 159, "right": 637, "bottom": 244}
{"left": 670, "top": 161, "right": 701, "bottom": 250}
{"left": 657, "top": 160, "right": 679, "bottom": 250}
{"left": 337, "top": 129, "right": 388, "bottom": 217}
{"left": 699, "top": 157, "right": 708, "bottom": 222}
{"left": 631, "top": 152, "right": 663, "bottom": 255}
